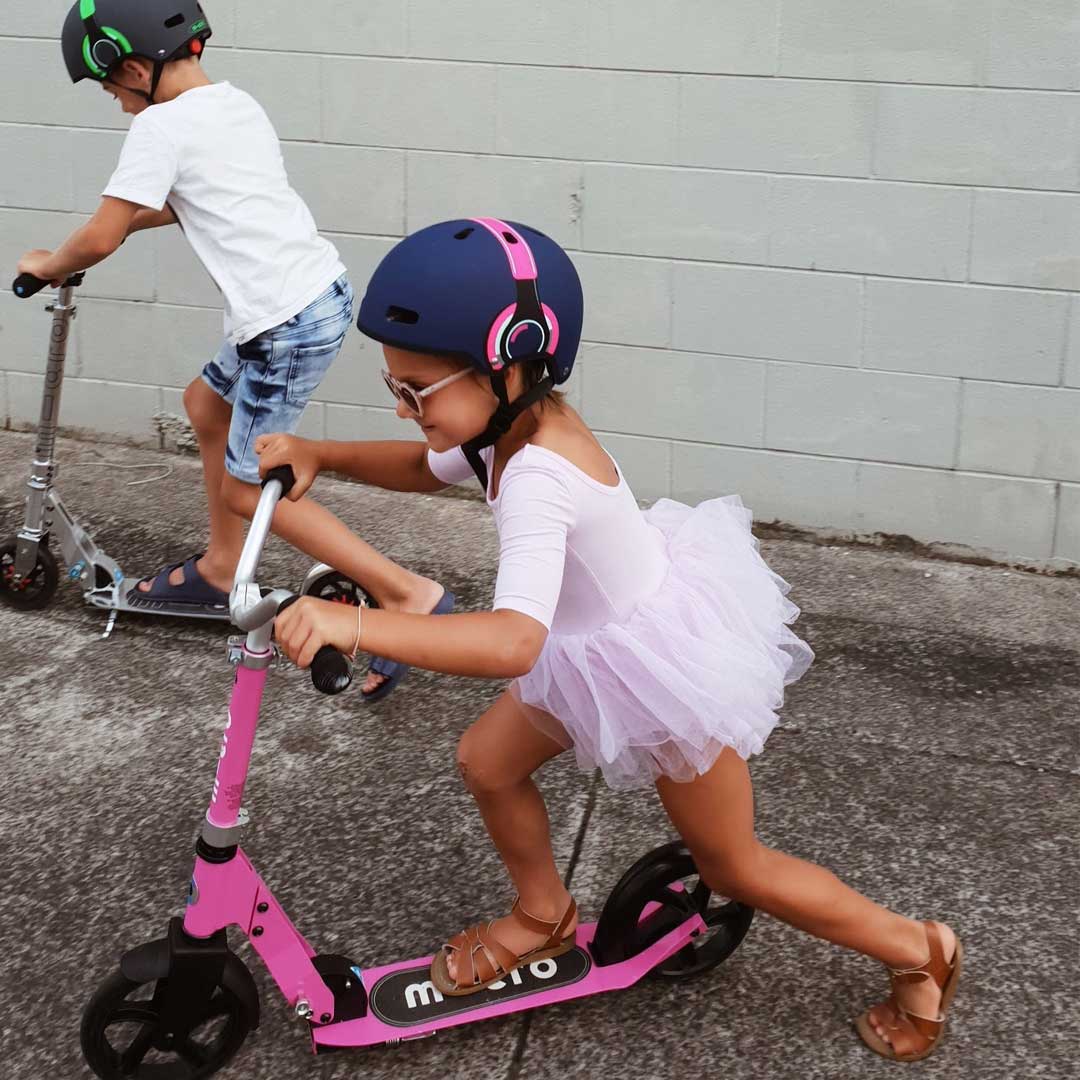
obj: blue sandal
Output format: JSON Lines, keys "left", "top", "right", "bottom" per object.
{"left": 362, "top": 589, "right": 456, "bottom": 704}
{"left": 127, "top": 554, "right": 230, "bottom": 613}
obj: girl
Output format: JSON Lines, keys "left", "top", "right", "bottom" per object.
{"left": 262, "top": 218, "right": 962, "bottom": 1063}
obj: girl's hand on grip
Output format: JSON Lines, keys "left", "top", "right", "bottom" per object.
{"left": 256, "top": 433, "right": 320, "bottom": 500}
{"left": 274, "top": 596, "right": 357, "bottom": 669}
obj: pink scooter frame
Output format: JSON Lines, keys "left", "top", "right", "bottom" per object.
{"left": 183, "top": 641, "right": 708, "bottom": 1053}
{"left": 61, "top": 469, "right": 753, "bottom": 1080}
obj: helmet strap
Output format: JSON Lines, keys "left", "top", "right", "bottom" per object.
{"left": 461, "top": 368, "right": 555, "bottom": 491}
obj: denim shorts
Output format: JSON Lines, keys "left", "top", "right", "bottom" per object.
{"left": 202, "top": 275, "right": 353, "bottom": 484}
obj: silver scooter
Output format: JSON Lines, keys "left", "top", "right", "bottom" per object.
{"left": 2, "top": 272, "right": 361, "bottom": 627}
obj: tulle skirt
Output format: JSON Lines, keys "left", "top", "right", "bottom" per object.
{"left": 513, "top": 496, "right": 814, "bottom": 790}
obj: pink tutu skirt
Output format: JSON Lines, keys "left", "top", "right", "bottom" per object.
{"left": 514, "top": 496, "right": 814, "bottom": 790}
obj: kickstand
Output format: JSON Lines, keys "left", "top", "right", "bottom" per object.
{"left": 101, "top": 608, "right": 119, "bottom": 641}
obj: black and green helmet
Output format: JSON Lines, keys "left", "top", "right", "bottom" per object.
{"left": 61, "top": 0, "right": 212, "bottom": 85}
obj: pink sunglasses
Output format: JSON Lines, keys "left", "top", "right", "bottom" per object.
{"left": 381, "top": 367, "right": 472, "bottom": 418}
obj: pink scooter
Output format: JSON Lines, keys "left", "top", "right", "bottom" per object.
{"left": 80, "top": 468, "right": 754, "bottom": 1079}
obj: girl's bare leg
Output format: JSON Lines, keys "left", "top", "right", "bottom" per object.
{"left": 446, "top": 692, "right": 578, "bottom": 981}
{"left": 657, "top": 747, "right": 956, "bottom": 1055}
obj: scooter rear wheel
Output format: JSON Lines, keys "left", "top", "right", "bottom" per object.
{"left": 300, "top": 565, "right": 376, "bottom": 609}
{"left": 81, "top": 969, "right": 252, "bottom": 1080}
{"left": 0, "top": 537, "right": 58, "bottom": 611}
{"left": 592, "top": 840, "right": 754, "bottom": 980}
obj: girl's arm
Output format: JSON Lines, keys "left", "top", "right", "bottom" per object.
{"left": 276, "top": 601, "right": 548, "bottom": 680}
{"left": 256, "top": 433, "right": 447, "bottom": 498}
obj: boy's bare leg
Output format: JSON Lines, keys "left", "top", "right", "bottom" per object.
{"left": 143, "top": 380, "right": 444, "bottom": 625}
{"left": 221, "top": 474, "right": 445, "bottom": 616}
{"left": 139, "top": 378, "right": 243, "bottom": 593}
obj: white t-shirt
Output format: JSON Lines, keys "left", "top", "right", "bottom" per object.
{"left": 103, "top": 82, "right": 346, "bottom": 345}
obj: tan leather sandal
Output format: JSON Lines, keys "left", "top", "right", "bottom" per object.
{"left": 855, "top": 922, "right": 963, "bottom": 1062}
{"left": 430, "top": 897, "right": 577, "bottom": 997}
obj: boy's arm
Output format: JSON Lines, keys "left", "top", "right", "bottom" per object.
{"left": 127, "top": 204, "right": 178, "bottom": 235}
{"left": 16, "top": 196, "right": 142, "bottom": 282}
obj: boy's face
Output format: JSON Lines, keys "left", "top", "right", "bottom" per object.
{"left": 101, "top": 59, "right": 152, "bottom": 115}
{"left": 383, "top": 345, "right": 499, "bottom": 453}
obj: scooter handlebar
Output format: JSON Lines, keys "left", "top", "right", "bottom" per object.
{"left": 12, "top": 273, "right": 50, "bottom": 299}
{"left": 12, "top": 270, "right": 86, "bottom": 299}
{"left": 276, "top": 594, "right": 353, "bottom": 696}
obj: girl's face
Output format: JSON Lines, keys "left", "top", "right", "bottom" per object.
{"left": 383, "top": 345, "right": 502, "bottom": 452}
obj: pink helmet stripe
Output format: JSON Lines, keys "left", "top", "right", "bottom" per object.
{"left": 471, "top": 218, "right": 538, "bottom": 281}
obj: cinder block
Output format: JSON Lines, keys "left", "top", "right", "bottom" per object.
{"left": 778, "top": 0, "right": 989, "bottom": 84}
{"left": 1065, "top": 299, "right": 1080, "bottom": 388}
{"left": 311, "top": 316, "right": 391, "bottom": 408}
{"left": 407, "top": 152, "right": 582, "bottom": 250}
{"left": 0, "top": 207, "right": 155, "bottom": 302}
{"left": 71, "top": 130, "right": 128, "bottom": 214}
{"left": 323, "top": 58, "right": 497, "bottom": 154}
{"left": 235, "top": 0, "right": 405, "bottom": 55}
{"left": 769, "top": 176, "right": 971, "bottom": 281}
{"left": 958, "top": 383, "right": 1080, "bottom": 482}
{"left": 581, "top": 343, "right": 764, "bottom": 446}
{"left": 0, "top": 39, "right": 126, "bottom": 129}
{"left": 153, "top": 227, "right": 224, "bottom": 309}
{"left": 295, "top": 401, "right": 326, "bottom": 441}
{"left": 875, "top": 85, "right": 1080, "bottom": 191}
{"left": 0, "top": 125, "right": 73, "bottom": 211}
{"left": 672, "top": 263, "right": 862, "bottom": 367}
{"left": 7, "top": 372, "right": 161, "bottom": 444}
{"left": 495, "top": 67, "right": 678, "bottom": 165}
{"left": 864, "top": 279, "right": 1068, "bottom": 385}
{"left": 0, "top": 286, "right": 67, "bottom": 375}
{"left": 325, "top": 403, "right": 412, "bottom": 442}
{"left": 987, "top": 0, "right": 1080, "bottom": 91}
{"left": 585, "top": 0, "right": 778, "bottom": 75}
{"left": 575, "top": 252, "right": 671, "bottom": 349}
{"left": 205, "top": 48, "right": 322, "bottom": 143}
{"left": 593, "top": 432, "right": 671, "bottom": 503}
{"left": 676, "top": 76, "right": 874, "bottom": 177}
{"left": 282, "top": 143, "right": 405, "bottom": 236}
{"left": 77, "top": 299, "right": 221, "bottom": 388}
{"left": 583, "top": 165, "right": 769, "bottom": 264}
{"left": 856, "top": 461, "right": 1057, "bottom": 561}
{"left": 765, "top": 364, "right": 960, "bottom": 468}
{"left": 7, "top": 2, "right": 69, "bottom": 38}
{"left": 1054, "top": 483, "right": 1080, "bottom": 565}
{"left": 671, "top": 442, "right": 861, "bottom": 531}
{"left": 409, "top": 0, "right": 588, "bottom": 66}
{"left": 971, "top": 190, "right": 1080, "bottom": 291}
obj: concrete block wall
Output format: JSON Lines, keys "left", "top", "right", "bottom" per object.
{"left": 2, "top": 1, "right": 1078, "bottom": 569}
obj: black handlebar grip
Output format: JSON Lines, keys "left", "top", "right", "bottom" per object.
{"left": 310, "top": 645, "right": 353, "bottom": 696}
{"left": 12, "top": 273, "right": 50, "bottom": 299}
{"left": 261, "top": 464, "right": 297, "bottom": 498}
{"left": 276, "top": 594, "right": 353, "bottom": 696}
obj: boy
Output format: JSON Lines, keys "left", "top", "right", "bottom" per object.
{"left": 17, "top": 2, "right": 444, "bottom": 691}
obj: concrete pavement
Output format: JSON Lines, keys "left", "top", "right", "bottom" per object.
{"left": 0, "top": 430, "right": 1076, "bottom": 1080}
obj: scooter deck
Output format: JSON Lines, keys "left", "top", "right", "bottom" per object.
{"left": 311, "top": 917, "right": 704, "bottom": 1052}
{"left": 86, "top": 577, "right": 231, "bottom": 621}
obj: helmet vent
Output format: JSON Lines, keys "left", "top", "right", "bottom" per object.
{"left": 453, "top": 228, "right": 474, "bottom": 240}
{"left": 502, "top": 232, "right": 519, "bottom": 244}
{"left": 164, "top": 13, "right": 186, "bottom": 28}
{"left": 386, "top": 305, "right": 419, "bottom": 325}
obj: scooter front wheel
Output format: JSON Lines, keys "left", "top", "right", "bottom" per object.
{"left": 0, "top": 537, "right": 58, "bottom": 611}
{"left": 81, "top": 968, "right": 252, "bottom": 1080}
